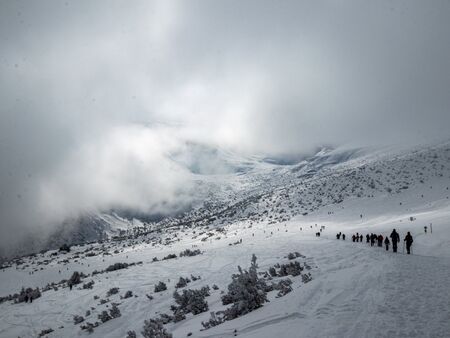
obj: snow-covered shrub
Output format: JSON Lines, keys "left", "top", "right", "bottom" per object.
{"left": 110, "top": 304, "right": 121, "bottom": 318}
{"left": 162, "top": 254, "right": 177, "bottom": 261}
{"left": 123, "top": 290, "right": 133, "bottom": 299}
{"left": 287, "top": 252, "right": 301, "bottom": 260}
{"left": 172, "top": 287, "right": 209, "bottom": 315}
{"left": 159, "top": 313, "right": 173, "bottom": 324}
{"left": 127, "top": 330, "right": 137, "bottom": 338}
{"left": 173, "top": 310, "right": 186, "bottom": 323}
{"left": 98, "top": 310, "right": 112, "bottom": 323}
{"left": 107, "top": 287, "right": 119, "bottom": 297}
{"left": 201, "top": 312, "right": 224, "bottom": 329}
{"left": 38, "top": 328, "right": 54, "bottom": 336}
{"left": 83, "top": 280, "right": 95, "bottom": 289}
{"left": 81, "top": 322, "right": 96, "bottom": 333}
{"left": 273, "top": 279, "right": 293, "bottom": 297}
{"left": 175, "top": 277, "right": 191, "bottom": 289}
{"left": 154, "top": 281, "right": 167, "bottom": 293}
{"left": 105, "top": 262, "right": 129, "bottom": 272}
{"left": 221, "top": 254, "right": 268, "bottom": 320}
{"left": 179, "top": 249, "right": 202, "bottom": 257}
{"left": 302, "top": 272, "right": 312, "bottom": 283}
{"left": 273, "top": 261, "right": 303, "bottom": 277}
{"left": 141, "top": 318, "right": 172, "bottom": 338}
{"left": 73, "top": 315, "right": 84, "bottom": 324}
{"left": 190, "top": 274, "right": 201, "bottom": 281}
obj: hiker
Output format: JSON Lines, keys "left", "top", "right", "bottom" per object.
{"left": 352, "top": 235, "right": 356, "bottom": 242}
{"left": 370, "top": 233, "right": 376, "bottom": 247}
{"left": 377, "top": 234, "right": 383, "bottom": 247}
{"left": 390, "top": 229, "right": 400, "bottom": 253}
{"left": 360, "top": 234, "right": 363, "bottom": 242}
{"left": 336, "top": 232, "right": 341, "bottom": 240}
{"left": 342, "top": 234, "right": 346, "bottom": 240}
{"left": 356, "top": 232, "right": 359, "bottom": 242}
{"left": 24, "top": 294, "right": 29, "bottom": 303}
{"left": 384, "top": 237, "right": 390, "bottom": 251}
{"left": 404, "top": 232, "right": 414, "bottom": 254}
{"left": 366, "top": 234, "right": 370, "bottom": 243}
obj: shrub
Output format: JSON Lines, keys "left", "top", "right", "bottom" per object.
{"left": 107, "top": 287, "right": 119, "bottom": 297}
{"left": 179, "top": 249, "right": 202, "bottom": 257}
{"left": 175, "top": 277, "right": 191, "bottom": 289}
{"left": 73, "top": 315, "right": 84, "bottom": 324}
{"left": 221, "top": 254, "right": 268, "bottom": 320}
{"left": 172, "top": 287, "right": 209, "bottom": 315}
{"left": 110, "top": 304, "right": 121, "bottom": 318}
{"left": 154, "top": 281, "right": 167, "bottom": 293}
{"left": 105, "top": 262, "right": 129, "bottom": 272}
{"left": 141, "top": 318, "right": 172, "bottom": 338}
{"left": 123, "top": 290, "right": 133, "bottom": 299}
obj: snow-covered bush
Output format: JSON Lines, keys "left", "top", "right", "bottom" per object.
{"left": 38, "top": 328, "right": 54, "bottom": 336}
{"left": 154, "top": 281, "right": 167, "bottom": 293}
{"left": 175, "top": 277, "right": 191, "bottom": 289}
{"left": 110, "top": 304, "right": 121, "bottom": 318}
{"left": 221, "top": 254, "right": 268, "bottom": 320}
{"left": 162, "top": 254, "right": 177, "bottom": 261}
{"left": 268, "top": 261, "right": 303, "bottom": 277}
{"left": 73, "top": 315, "right": 84, "bottom": 324}
{"left": 287, "top": 252, "right": 301, "bottom": 260}
{"left": 83, "top": 280, "right": 95, "bottom": 289}
{"left": 273, "top": 279, "right": 293, "bottom": 297}
{"left": 201, "top": 312, "right": 224, "bottom": 329}
{"left": 123, "top": 290, "right": 133, "bottom": 299}
{"left": 107, "top": 287, "right": 119, "bottom": 297}
{"left": 179, "top": 249, "right": 202, "bottom": 257}
{"left": 105, "top": 262, "right": 129, "bottom": 272}
{"left": 141, "top": 318, "right": 172, "bottom": 338}
{"left": 172, "top": 287, "right": 209, "bottom": 315}
{"left": 127, "top": 330, "right": 137, "bottom": 338}
{"left": 98, "top": 310, "right": 112, "bottom": 323}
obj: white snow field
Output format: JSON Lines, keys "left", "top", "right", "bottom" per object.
{"left": 1, "top": 142, "right": 450, "bottom": 338}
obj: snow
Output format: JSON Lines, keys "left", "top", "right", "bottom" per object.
{"left": 1, "top": 142, "right": 450, "bottom": 337}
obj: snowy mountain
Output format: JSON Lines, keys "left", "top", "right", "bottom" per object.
{"left": 1, "top": 141, "right": 450, "bottom": 338}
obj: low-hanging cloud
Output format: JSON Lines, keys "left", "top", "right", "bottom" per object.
{"left": 1, "top": 0, "right": 450, "bottom": 253}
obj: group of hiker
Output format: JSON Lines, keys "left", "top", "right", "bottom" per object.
{"left": 336, "top": 229, "right": 414, "bottom": 254}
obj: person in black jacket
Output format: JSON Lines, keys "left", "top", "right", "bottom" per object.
{"left": 390, "top": 229, "right": 400, "bottom": 252}
{"left": 404, "top": 232, "right": 414, "bottom": 254}
{"left": 384, "top": 237, "right": 390, "bottom": 251}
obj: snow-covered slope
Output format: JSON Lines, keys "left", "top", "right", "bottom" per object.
{"left": 1, "top": 142, "right": 450, "bottom": 338}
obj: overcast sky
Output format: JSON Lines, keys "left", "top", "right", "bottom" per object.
{"left": 1, "top": 0, "right": 450, "bottom": 253}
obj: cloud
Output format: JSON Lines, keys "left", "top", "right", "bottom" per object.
{"left": 1, "top": 0, "right": 450, "bottom": 253}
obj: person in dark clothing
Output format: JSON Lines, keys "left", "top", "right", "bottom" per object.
{"left": 337, "top": 233, "right": 341, "bottom": 239}
{"left": 352, "top": 235, "right": 356, "bottom": 242}
{"left": 377, "top": 234, "right": 383, "bottom": 247}
{"left": 404, "top": 232, "right": 413, "bottom": 254}
{"left": 390, "top": 229, "right": 400, "bottom": 253}
{"left": 342, "top": 234, "right": 346, "bottom": 240}
{"left": 384, "top": 237, "right": 390, "bottom": 251}
{"left": 24, "top": 294, "right": 29, "bottom": 303}
{"left": 366, "top": 234, "right": 370, "bottom": 243}
{"left": 356, "top": 232, "right": 359, "bottom": 242}
{"left": 360, "top": 234, "right": 363, "bottom": 242}
{"left": 370, "top": 233, "right": 376, "bottom": 247}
